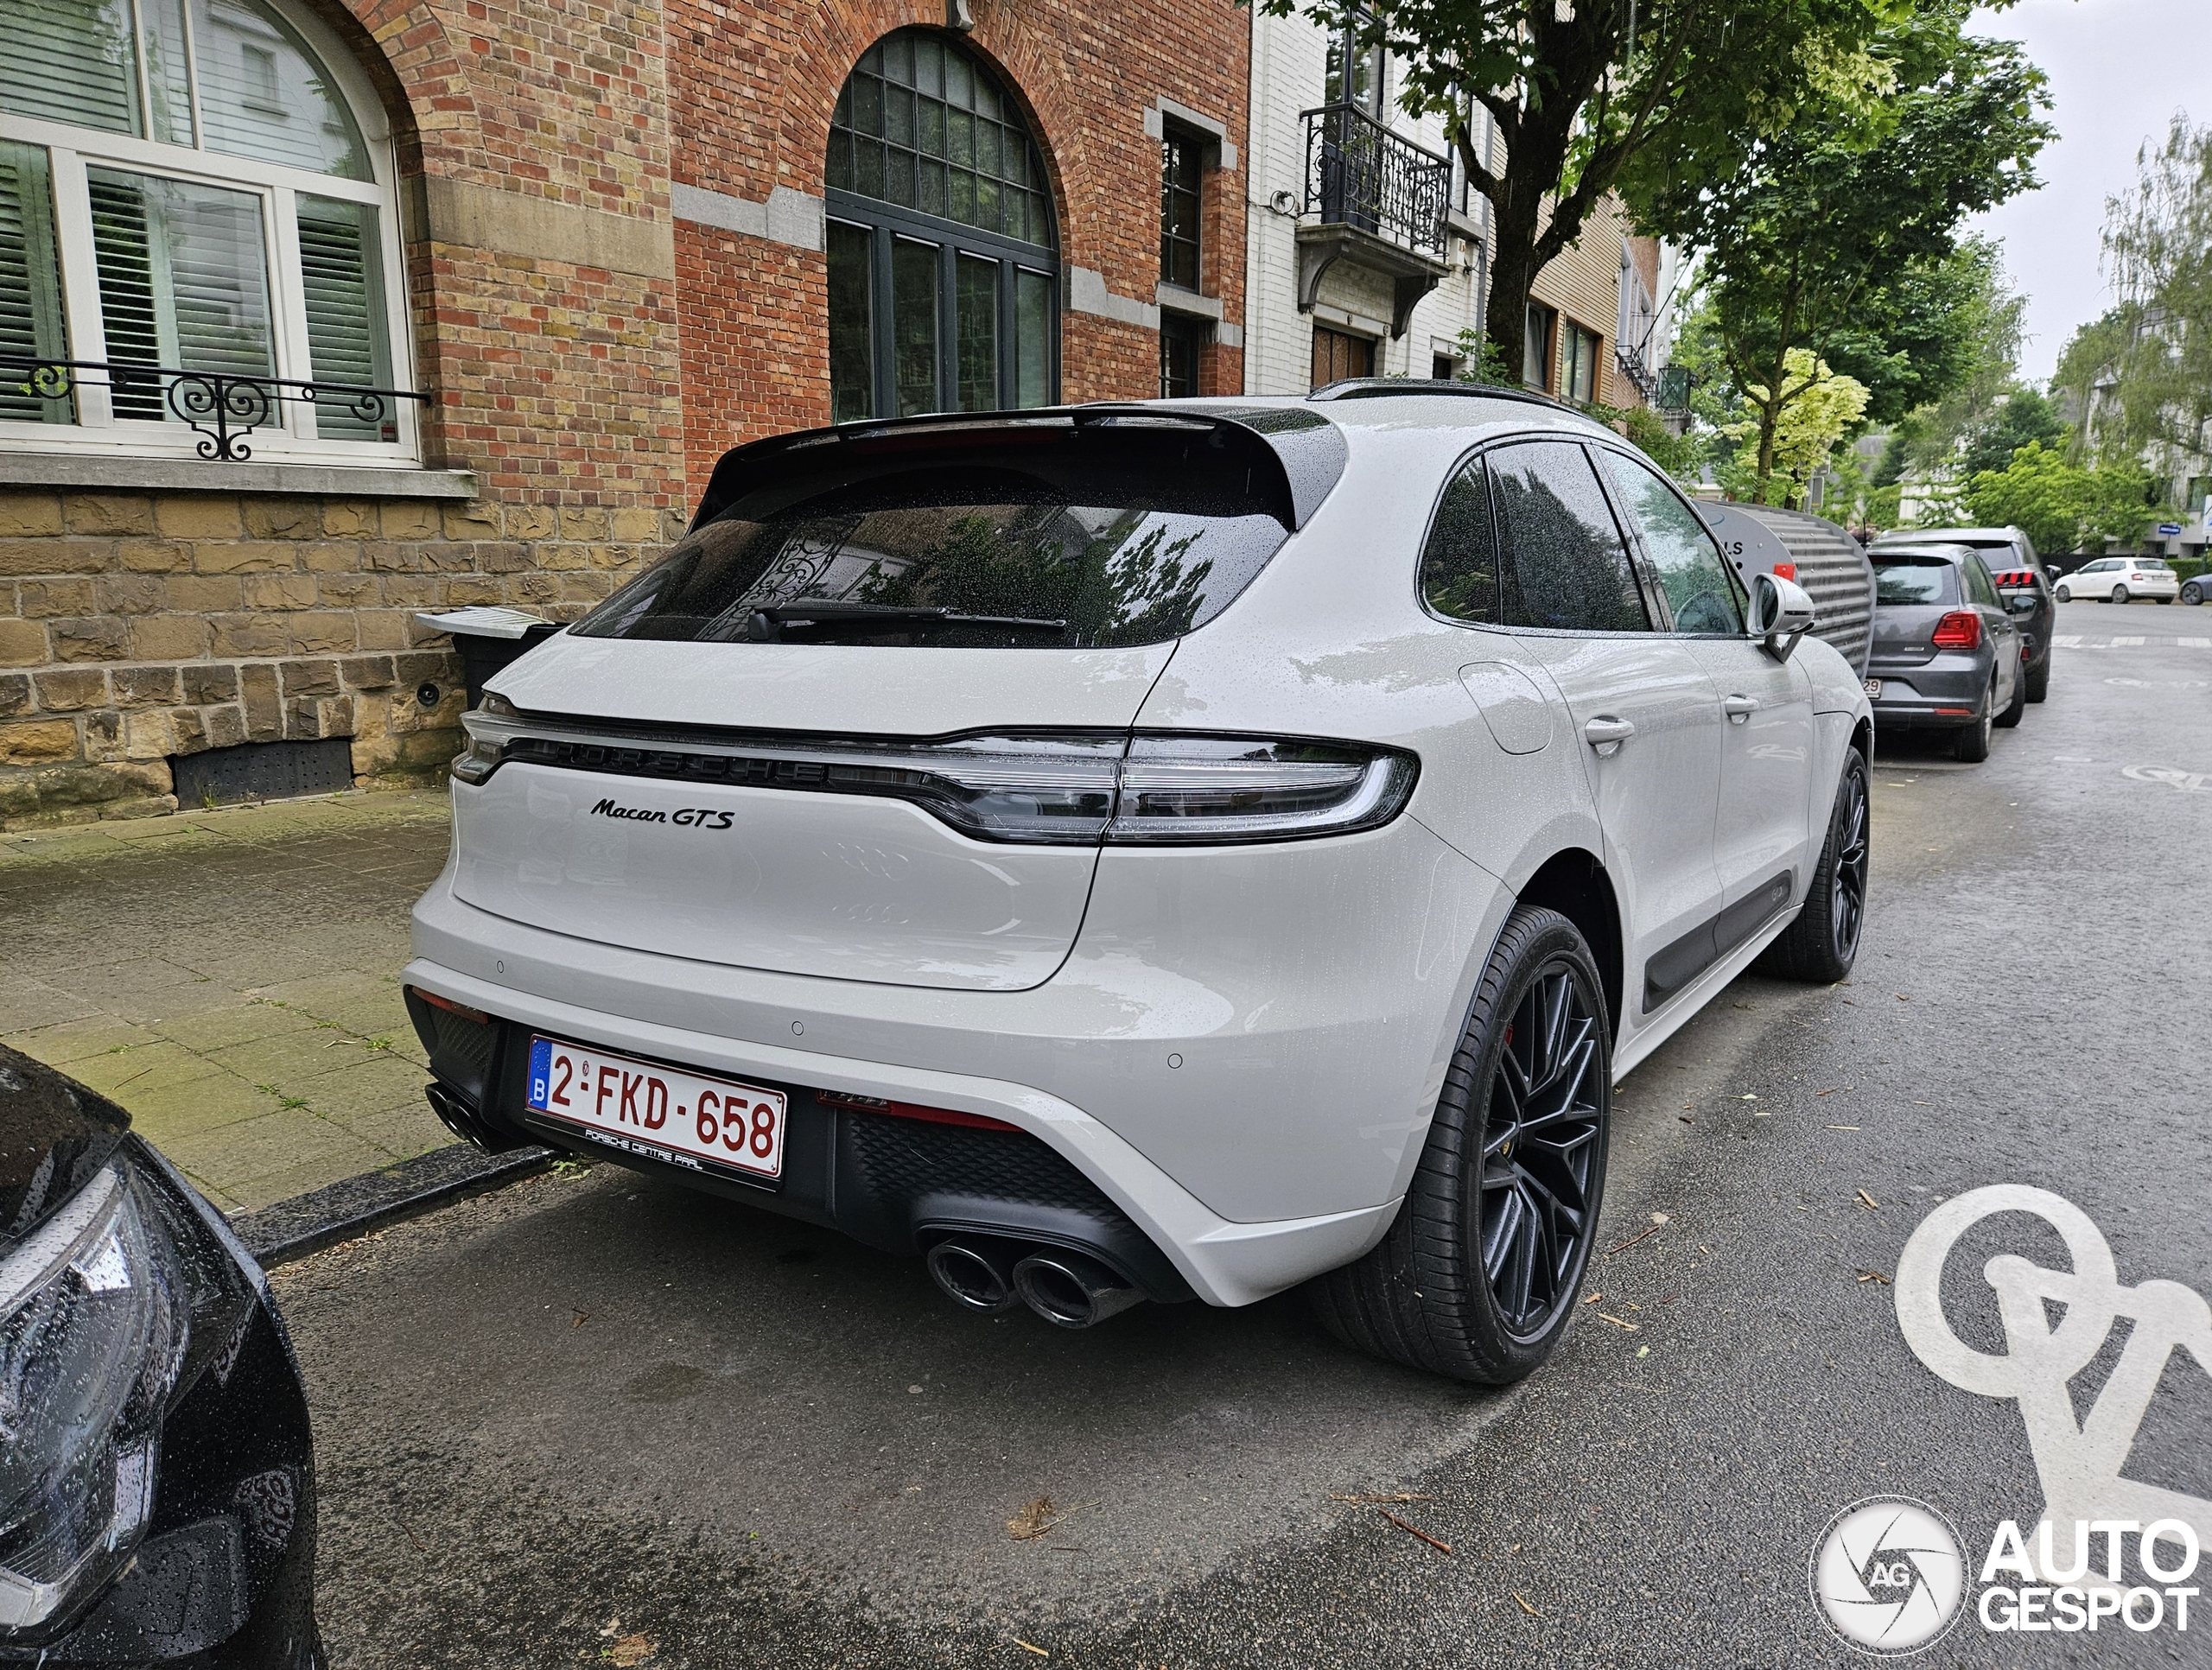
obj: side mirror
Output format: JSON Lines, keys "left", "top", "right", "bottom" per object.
{"left": 1748, "top": 572, "right": 1816, "bottom": 662}
{"left": 2007, "top": 592, "right": 2037, "bottom": 614}
{"left": 2044, "top": 565, "right": 2062, "bottom": 582}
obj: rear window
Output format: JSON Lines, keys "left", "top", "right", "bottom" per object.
{"left": 1872, "top": 557, "right": 1959, "bottom": 606}
{"left": 575, "top": 451, "right": 1291, "bottom": 650}
{"left": 2134, "top": 558, "right": 2171, "bottom": 570}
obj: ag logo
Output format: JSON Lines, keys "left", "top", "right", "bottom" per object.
{"left": 1810, "top": 1496, "right": 1968, "bottom": 1654}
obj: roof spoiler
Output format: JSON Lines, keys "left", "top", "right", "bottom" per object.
{"left": 689, "top": 403, "right": 1350, "bottom": 533}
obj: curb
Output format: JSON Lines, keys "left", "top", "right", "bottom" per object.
{"left": 230, "top": 1140, "right": 554, "bottom": 1267}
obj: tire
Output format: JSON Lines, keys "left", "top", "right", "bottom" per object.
{"left": 1994, "top": 665, "right": 2026, "bottom": 727}
{"left": 2112, "top": 585, "right": 2129, "bottom": 604}
{"left": 1757, "top": 745, "right": 1868, "bottom": 984}
{"left": 1311, "top": 906, "right": 1610, "bottom": 1385}
{"left": 2026, "top": 659, "right": 2050, "bottom": 702}
{"left": 2184, "top": 582, "right": 2205, "bottom": 606}
{"left": 1951, "top": 683, "right": 1993, "bottom": 762}
{"left": 2055, "top": 585, "right": 2071, "bottom": 602}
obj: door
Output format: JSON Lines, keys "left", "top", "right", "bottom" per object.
{"left": 1486, "top": 441, "right": 1726, "bottom": 1013}
{"left": 1597, "top": 449, "right": 1817, "bottom": 926}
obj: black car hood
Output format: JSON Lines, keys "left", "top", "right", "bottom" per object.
{"left": 0, "top": 1040, "right": 130, "bottom": 1248}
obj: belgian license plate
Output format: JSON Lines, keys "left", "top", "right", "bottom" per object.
{"left": 1863, "top": 678, "right": 1883, "bottom": 698}
{"left": 525, "top": 1036, "right": 786, "bottom": 1179}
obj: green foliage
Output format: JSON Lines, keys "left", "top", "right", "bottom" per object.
{"left": 1259, "top": 0, "right": 1903, "bottom": 371}
{"left": 1630, "top": 13, "right": 2051, "bottom": 483}
{"left": 1957, "top": 387, "right": 2068, "bottom": 479}
{"left": 1617, "top": 405, "right": 1705, "bottom": 481}
{"left": 2053, "top": 117, "right": 2212, "bottom": 474}
{"left": 1958, "top": 442, "right": 2164, "bottom": 556}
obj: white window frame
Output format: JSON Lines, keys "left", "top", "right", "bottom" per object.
{"left": 0, "top": 0, "right": 417, "bottom": 464}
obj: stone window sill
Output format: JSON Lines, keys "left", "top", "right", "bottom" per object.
{"left": 0, "top": 453, "right": 478, "bottom": 500}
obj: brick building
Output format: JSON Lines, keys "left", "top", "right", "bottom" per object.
{"left": 0, "top": 0, "right": 1250, "bottom": 828}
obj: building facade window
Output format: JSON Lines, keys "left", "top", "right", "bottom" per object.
{"left": 1311, "top": 323, "right": 1371, "bottom": 389}
{"left": 1159, "top": 126, "right": 1202, "bottom": 291}
{"left": 1561, "top": 320, "right": 1600, "bottom": 403}
{"left": 1160, "top": 312, "right": 1205, "bottom": 397}
{"left": 1523, "top": 302, "right": 1555, "bottom": 391}
{"left": 826, "top": 30, "right": 1058, "bottom": 421}
{"left": 1323, "top": 5, "right": 1384, "bottom": 114}
{"left": 0, "top": 0, "right": 413, "bottom": 458}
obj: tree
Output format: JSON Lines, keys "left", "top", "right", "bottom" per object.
{"left": 1718, "top": 349, "right": 1869, "bottom": 505}
{"left": 1960, "top": 441, "right": 2163, "bottom": 556}
{"left": 1956, "top": 386, "right": 2067, "bottom": 479}
{"left": 1256, "top": 0, "right": 1900, "bottom": 378}
{"left": 2052, "top": 117, "right": 2212, "bottom": 473}
{"left": 1630, "top": 14, "right": 2050, "bottom": 482}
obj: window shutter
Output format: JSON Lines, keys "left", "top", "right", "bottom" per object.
{"left": 0, "top": 0, "right": 143, "bottom": 137}
{"left": 0, "top": 143, "right": 72, "bottom": 423}
{"left": 296, "top": 195, "right": 391, "bottom": 439}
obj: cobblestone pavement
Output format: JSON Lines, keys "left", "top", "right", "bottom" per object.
{"left": 0, "top": 791, "right": 453, "bottom": 1211}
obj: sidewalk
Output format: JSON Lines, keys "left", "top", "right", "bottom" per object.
{"left": 0, "top": 791, "right": 456, "bottom": 1212}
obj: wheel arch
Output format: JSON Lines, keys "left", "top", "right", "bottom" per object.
{"left": 1513, "top": 848, "right": 1624, "bottom": 1041}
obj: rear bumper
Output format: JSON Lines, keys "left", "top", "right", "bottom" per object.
{"left": 404, "top": 816, "right": 1508, "bottom": 1306}
{"left": 1867, "top": 651, "right": 1992, "bottom": 727}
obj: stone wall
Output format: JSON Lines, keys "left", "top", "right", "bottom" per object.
{"left": 0, "top": 488, "right": 678, "bottom": 828}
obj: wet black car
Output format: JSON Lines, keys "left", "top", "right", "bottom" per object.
{"left": 0, "top": 1045, "right": 321, "bottom": 1668}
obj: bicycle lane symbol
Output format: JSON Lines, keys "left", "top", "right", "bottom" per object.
{"left": 1893, "top": 1184, "right": 2212, "bottom": 1587}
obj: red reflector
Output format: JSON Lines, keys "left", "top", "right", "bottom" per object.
{"left": 408, "top": 986, "right": 490, "bottom": 1025}
{"left": 1930, "top": 610, "right": 1981, "bottom": 651}
{"left": 816, "top": 1089, "right": 1019, "bottom": 1132}
{"left": 1772, "top": 562, "right": 1796, "bottom": 581}
{"left": 1933, "top": 707, "right": 1974, "bottom": 715}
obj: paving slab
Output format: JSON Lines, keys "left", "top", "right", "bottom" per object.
{"left": 0, "top": 791, "right": 458, "bottom": 1211}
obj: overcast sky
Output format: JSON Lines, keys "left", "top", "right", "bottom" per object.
{"left": 1966, "top": 0, "right": 2212, "bottom": 382}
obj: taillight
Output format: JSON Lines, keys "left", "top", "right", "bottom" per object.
{"left": 452, "top": 714, "right": 1419, "bottom": 847}
{"left": 1931, "top": 611, "right": 1981, "bottom": 651}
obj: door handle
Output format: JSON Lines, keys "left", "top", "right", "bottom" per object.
{"left": 1722, "top": 695, "right": 1759, "bottom": 723}
{"left": 1582, "top": 715, "right": 1636, "bottom": 756}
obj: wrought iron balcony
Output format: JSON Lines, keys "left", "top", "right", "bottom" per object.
{"left": 1296, "top": 104, "right": 1452, "bottom": 336}
{"left": 2, "top": 357, "right": 429, "bottom": 461}
{"left": 1301, "top": 103, "right": 1451, "bottom": 258}
{"left": 1615, "top": 342, "right": 1662, "bottom": 404}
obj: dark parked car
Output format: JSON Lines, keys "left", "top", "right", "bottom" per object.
{"left": 1872, "top": 524, "right": 2051, "bottom": 702}
{"left": 1866, "top": 543, "right": 2026, "bottom": 762}
{"left": 0, "top": 1045, "right": 321, "bottom": 1668}
{"left": 2183, "top": 569, "right": 2209, "bottom": 606}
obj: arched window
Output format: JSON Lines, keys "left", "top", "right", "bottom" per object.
{"left": 825, "top": 30, "right": 1058, "bottom": 421}
{"left": 0, "top": 0, "right": 413, "bottom": 459}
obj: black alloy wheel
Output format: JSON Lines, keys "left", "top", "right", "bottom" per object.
{"left": 1478, "top": 963, "right": 1606, "bottom": 1338}
{"left": 1310, "top": 905, "right": 1611, "bottom": 1384}
{"left": 1759, "top": 745, "right": 1869, "bottom": 984}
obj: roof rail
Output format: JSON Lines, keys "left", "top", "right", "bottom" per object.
{"left": 1306, "top": 378, "right": 1581, "bottom": 417}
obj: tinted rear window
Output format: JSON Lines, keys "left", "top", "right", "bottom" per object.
{"left": 2135, "top": 558, "right": 2171, "bottom": 570}
{"left": 575, "top": 458, "right": 1290, "bottom": 650}
{"left": 1872, "top": 558, "right": 1958, "bottom": 606}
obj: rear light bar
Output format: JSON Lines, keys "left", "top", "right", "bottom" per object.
{"left": 1930, "top": 610, "right": 1981, "bottom": 651}
{"left": 453, "top": 697, "right": 1418, "bottom": 847}
{"left": 815, "top": 1089, "right": 1018, "bottom": 1132}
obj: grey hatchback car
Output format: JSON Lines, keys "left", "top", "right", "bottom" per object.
{"left": 1866, "top": 543, "right": 2026, "bottom": 762}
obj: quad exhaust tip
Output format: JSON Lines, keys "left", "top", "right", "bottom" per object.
{"left": 925, "top": 1237, "right": 1147, "bottom": 1328}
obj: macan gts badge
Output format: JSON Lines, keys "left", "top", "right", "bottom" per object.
{"left": 404, "top": 384, "right": 1873, "bottom": 1383}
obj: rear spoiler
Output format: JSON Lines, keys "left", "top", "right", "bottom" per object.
{"left": 690, "top": 404, "right": 1350, "bottom": 533}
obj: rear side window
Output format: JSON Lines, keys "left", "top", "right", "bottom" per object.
{"left": 1597, "top": 449, "right": 1745, "bottom": 634}
{"left": 1490, "top": 442, "right": 1650, "bottom": 632}
{"left": 1963, "top": 558, "right": 2000, "bottom": 606}
{"left": 1419, "top": 458, "right": 1501, "bottom": 625}
{"left": 1872, "top": 558, "right": 1958, "bottom": 606}
{"left": 575, "top": 454, "right": 1291, "bottom": 649}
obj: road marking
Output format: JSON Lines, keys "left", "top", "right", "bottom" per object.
{"left": 2183, "top": 636, "right": 2211, "bottom": 648}
{"left": 2122, "top": 765, "right": 2212, "bottom": 793}
{"left": 2051, "top": 634, "right": 2083, "bottom": 646}
{"left": 1895, "top": 1185, "right": 2212, "bottom": 1592}
{"left": 2111, "top": 635, "right": 2145, "bottom": 646}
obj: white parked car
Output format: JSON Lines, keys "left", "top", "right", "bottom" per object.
{"left": 403, "top": 386, "right": 1873, "bottom": 1384}
{"left": 2053, "top": 556, "right": 2180, "bottom": 603}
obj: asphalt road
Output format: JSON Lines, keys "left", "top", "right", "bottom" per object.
{"left": 277, "top": 600, "right": 2211, "bottom": 1668}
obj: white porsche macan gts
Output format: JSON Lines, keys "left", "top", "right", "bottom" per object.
{"left": 403, "top": 384, "right": 1872, "bottom": 1383}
